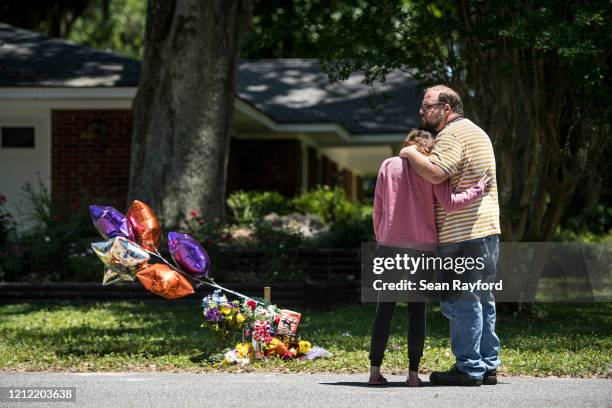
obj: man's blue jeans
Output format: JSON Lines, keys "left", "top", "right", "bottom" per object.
{"left": 438, "top": 234, "right": 501, "bottom": 379}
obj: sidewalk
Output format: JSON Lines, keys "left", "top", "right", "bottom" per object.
{"left": 0, "top": 372, "right": 610, "bottom": 408}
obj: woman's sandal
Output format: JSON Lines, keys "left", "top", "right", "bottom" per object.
{"left": 367, "top": 374, "right": 388, "bottom": 385}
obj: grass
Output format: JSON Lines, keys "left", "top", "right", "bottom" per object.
{"left": 0, "top": 301, "right": 610, "bottom": 377}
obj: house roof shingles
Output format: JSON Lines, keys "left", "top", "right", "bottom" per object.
{"left": 0, "top": 23, "right": 141, "bottom": 87}
{"left": 0, "top": 23, "right": 420, "bottom": 134}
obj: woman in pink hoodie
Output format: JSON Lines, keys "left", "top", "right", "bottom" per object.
{"left": 368, "top": 129, "right": 488, "bottom": 387}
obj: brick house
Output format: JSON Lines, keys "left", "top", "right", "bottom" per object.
{"left": 0, "top": 23, "right": 421, "bottom": 218}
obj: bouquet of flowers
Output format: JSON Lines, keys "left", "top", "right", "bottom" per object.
{"left": 202, "top": 289, "right": 245, "bottom": 338}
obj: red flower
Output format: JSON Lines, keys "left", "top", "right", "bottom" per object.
{"left": 207, "top": 239, "right": 215, "bottom": 245}
{"left": 246, "top": 299, "right": 257, "bottom": 310}
{"left": 190, "top": 210, "right": 198, "bottom": 218}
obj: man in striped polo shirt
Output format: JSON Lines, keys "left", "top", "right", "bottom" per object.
{"left": 400, "top": 85, "right": 501, "bottom": 386}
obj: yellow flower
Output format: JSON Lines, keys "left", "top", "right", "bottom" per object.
{"left": 236, "top": 313, "right": 245, "bottom": 324}
{"left": 235, "top": 342, "right": 253, "bottom": 359}
{"left": 298, "top": 340, "right": 312, "bottom": 355}
{"left": 219, "top": 307, "right": 232, "bottom": 315}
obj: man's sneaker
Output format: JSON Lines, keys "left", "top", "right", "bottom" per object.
{"left": 483, "top": 369, "right": 497, "bottom": 385}
{"left": 429, "top": 365, "right": 482, "bottom": 386}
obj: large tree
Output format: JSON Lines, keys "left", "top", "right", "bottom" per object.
{"left": 128, "top": 0, "right": 250, "bottom": 228}
{"left": 297, "top": 0, "right": 611, "bottom": 241}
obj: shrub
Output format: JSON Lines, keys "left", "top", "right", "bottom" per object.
{"left": 290, "top": 185, "right": 359, "bottom": 224}
{"left": 223, "top": 187, "right": 375, "bottom": 250}
{"left": 315, "top": 205, "right": 374, "bottom": 248}
{"left": 226, "top": 191, "right": 290, "bottom": 224}
{"left": 252, "top": 219, "right": 307, "bottom": 251}
{"left": 1, "top": 181, "right": 99, "bottom": 282}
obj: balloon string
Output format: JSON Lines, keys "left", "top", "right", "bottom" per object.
{"left": 146, "top": 249, "right": 265, "bottom": 305}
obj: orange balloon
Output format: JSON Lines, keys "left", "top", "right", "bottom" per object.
{"left": 127, "top": 200, "right": 161, "bottom": 252}
{"left": 136, "top": 263, "right": 195, "bottom": 300}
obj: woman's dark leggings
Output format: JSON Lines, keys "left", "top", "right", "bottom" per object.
{"left": 369, "top": 302, "right": 426, "bottom": 372}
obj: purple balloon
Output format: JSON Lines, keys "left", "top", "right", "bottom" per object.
{"left": 168, "top": 231, "right": 211, "bottom": 277}
{"left": 89, "top": 205, "right": 133, "bottom": 240}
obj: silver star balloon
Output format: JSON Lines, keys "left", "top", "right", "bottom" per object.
{"left": 91, "top": 236, "right": 149, "bottom": 268}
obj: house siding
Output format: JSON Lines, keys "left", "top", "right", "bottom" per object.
{"left": 51, "top": 109, "right": 132, "bottom": 209}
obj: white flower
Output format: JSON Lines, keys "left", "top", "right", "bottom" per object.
{"left": 222, "top": 349, "right": 250, "bottom": 366}
{"left": 223, "top": 349, "right": 238, "bottom": 364}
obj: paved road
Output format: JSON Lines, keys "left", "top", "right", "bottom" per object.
{"left": 0, "top": 372, "right": 610, "bottom": 408}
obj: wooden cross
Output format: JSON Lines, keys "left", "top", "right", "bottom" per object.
{"left": 264, "top": 286, "right": 271, "bottom": 303}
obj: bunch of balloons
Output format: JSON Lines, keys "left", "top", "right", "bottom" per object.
{"left": 89, "top": 200, "right": 238, "bottom": 300}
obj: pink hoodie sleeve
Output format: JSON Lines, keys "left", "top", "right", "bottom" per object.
{"left": 373, "top": 165, "right": 385, "bottom": 241}
{"left": 433, "top": 178, "right": 486, "bottom": 213}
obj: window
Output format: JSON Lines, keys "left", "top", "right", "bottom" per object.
{"left": 1, "top": 127, "right": 35, "bottom": 148}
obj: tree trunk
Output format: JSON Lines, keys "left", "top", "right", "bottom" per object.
{"left": 128, "top": 0, "right": 250, "bottom": 228}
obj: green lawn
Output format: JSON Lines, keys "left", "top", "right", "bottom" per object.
{"left": 0, "top": 301, "right": 610, "bottom": 377}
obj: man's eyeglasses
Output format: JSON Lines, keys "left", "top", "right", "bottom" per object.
{"left": 419, "top": 102, "right": 446, "bottom": 111}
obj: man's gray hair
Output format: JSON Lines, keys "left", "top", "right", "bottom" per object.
{"left": 426, "top": 85, "right": 464, "bottom": 116}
